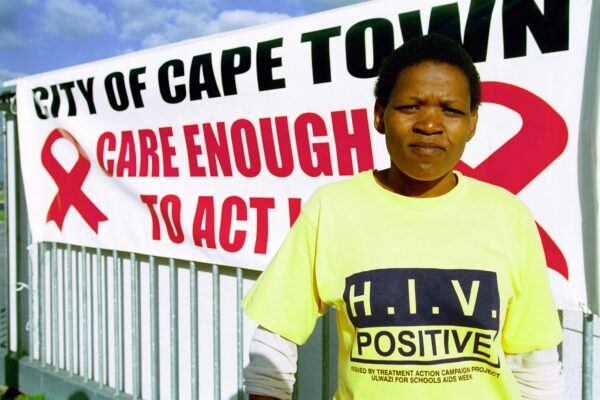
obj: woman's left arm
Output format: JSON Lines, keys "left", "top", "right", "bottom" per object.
{"left": 506, "top": 346, "right": 563, "bottom": 400}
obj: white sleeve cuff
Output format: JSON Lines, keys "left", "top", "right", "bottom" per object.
{"left": 506, "top": 346, "right": 564, "bottom": 400}
{"left": 243, "top": 326, "right": 298, "bottom": 400}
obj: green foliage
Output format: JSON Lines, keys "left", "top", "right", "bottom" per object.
{"left": 15, "top": 394, "right": 46, "bottom": 400}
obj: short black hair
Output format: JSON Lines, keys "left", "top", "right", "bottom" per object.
{"left": 374, "top": 33, "right": 481, "bottom": 109}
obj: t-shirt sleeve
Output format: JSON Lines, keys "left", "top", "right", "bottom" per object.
{"left": 501, "top": 207, "right": 563, "bottom": 354}
{"left": 242, "top": 195, "right": 324, "bottom": 345}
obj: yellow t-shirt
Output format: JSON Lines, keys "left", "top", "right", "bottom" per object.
{"left": 243, "top": 171, "right": 563, "bottom": 399}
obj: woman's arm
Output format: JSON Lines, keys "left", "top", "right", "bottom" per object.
{"left": 506, "top": 346, "right": 563, "bottom": 399}
{"left": 244, "top": 326, "right": 298, "bottom": 400}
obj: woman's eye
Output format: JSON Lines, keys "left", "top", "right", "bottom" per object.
{"left": 443, "top": 108, "right": 465, "bottom": 116}
{"left": 397, "top": 105, "right": 419, "bottom": 112}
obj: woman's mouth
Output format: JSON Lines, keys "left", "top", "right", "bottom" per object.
{"left": 409, "top": 142, "right": 445, "bottom": 155}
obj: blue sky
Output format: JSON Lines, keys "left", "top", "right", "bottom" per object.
{"left": 0, "top": 0, "right": 368, "bottom": 181}
{"left": 0, "top": 0, "right": 368, "bottom": 87}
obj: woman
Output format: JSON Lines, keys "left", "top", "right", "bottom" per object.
{"left": 242, "top": 34, "right": 563, "bottom": 400}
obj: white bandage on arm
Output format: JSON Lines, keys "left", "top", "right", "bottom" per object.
{"left": 243, "top": 326, "right": 298, "bottom": 400}
{"left": 506, "top": 346, "right": 564, "bottom": 400}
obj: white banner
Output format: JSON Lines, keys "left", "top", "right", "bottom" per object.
{"left": 15, "top": 0, "right": 593, "bottom": 310}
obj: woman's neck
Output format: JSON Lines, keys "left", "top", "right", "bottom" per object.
{"left": 374, "top": 168, "right": 457, "bottom": 198}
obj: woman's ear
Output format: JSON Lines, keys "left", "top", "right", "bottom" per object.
{"left": 374, "top": 101, "right": 385, "bottom": 134}
{"left": 467, "top": 107, "right": 479, "bottom": 142}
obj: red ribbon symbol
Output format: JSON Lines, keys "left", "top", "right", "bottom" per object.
{"left": 41, "top": 128, "right": 108, "bottom": 234}
{"left": 455, "top": 82, "right": 569, "bottom": 279}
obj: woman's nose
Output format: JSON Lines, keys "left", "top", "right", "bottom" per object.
{"left": 413, "top": 108, "right": 443, "bottom": 135}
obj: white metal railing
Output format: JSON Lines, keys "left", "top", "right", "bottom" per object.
{"left": 27, "top": 242, "right": 258, "bottom": 399}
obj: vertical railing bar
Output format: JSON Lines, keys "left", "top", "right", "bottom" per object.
{"left": 51, "top": 242, "right": 58, "bottom": 369}
{"left": 74, "top": 246, "right": 80, "bottom": 375}
{"left": 82, "top": 246, "right": 89, "bottom": 382}
{"left": 27, "top": 240, "right": 35, "bottom": 363}
{"left": 292, "top": 372, "right": 299, "bottom": 400}
{"left": 22, "top": 228, "right": 31, "bottom": 359}
{"left": 236, "top": 267, "right": 243, "bottom": 400}
{"left": 322, "top": 308, "right": 330, "bottom": 400}
{"left": 39, "top": 242, "right": 45, "bottom": 366}
{"left": 190, "top": 261, "right": 199, "bottom": 400}
{"left": 97, "top": 247, "right": 104, "bottom": 387}
{"left": 60, "top": 245, "right": 66, "bottom": 370}
{"left": 66, "top": 243, "right": 73, "bottom": 376}
{"left": 89, "top": 247, "right": 95, "bottom": 381}
{"left": 150, "top": 255, "right": 160, "bottom": 400}
{"left": 170, "top": 258, "right": 179, "bottom": 400}
{"left": 114, "top": 250, "right": 123, "bottom": 393}
{"left": 131, "top": 252, "right": 141, "bottom": 399}
{"left": 212, "top": 264, "right": 221, "bottom": 400}
{"left": 102, "top": 249, "right": 109, "bottom": 386}
{"left": 4, "top": 110, "right": 15, "bottom": 357}
{"left": 557, "top": 310, "right": 563, "bottom": 362}
{"left": 0, "top": 103, "right": 7, "bottom": 358}
{"left": 582, "top": 312, "right": 594, "bottom": 400}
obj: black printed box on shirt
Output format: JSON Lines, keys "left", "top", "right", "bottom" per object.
{"left": 343, "top": 268, "right": 501, "bottom": 367}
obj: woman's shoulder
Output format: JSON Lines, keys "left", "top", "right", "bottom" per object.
{"left": 461, "top": 175, "right": 533, "bottom": 219}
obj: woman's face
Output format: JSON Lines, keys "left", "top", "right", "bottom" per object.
{"left": 375, "top": 61, "right": 478, "bottom": 185}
